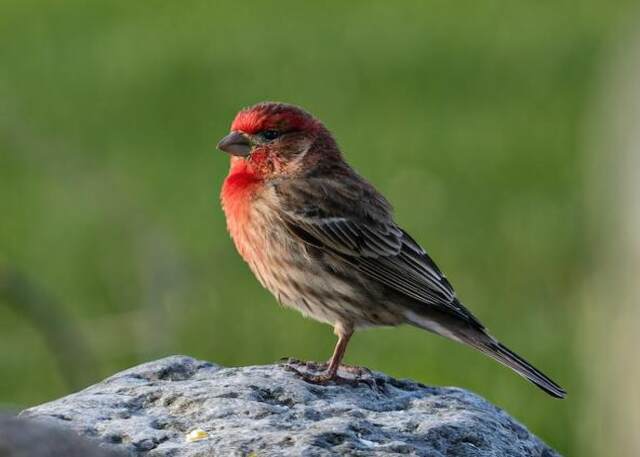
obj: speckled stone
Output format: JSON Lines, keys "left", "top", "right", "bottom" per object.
{"left": 21, "top": 356, "right": 560, "bottom": 456}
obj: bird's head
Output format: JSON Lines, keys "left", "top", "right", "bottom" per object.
{"left": 217, "top": 102, "right": 340, "bottom": 179}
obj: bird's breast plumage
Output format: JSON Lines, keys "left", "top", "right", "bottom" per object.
{"left": 221, "top": 159, "right": 267, "bottom": 261}
{"left": 221, "top": 168, "right": 402, "bottom": 328}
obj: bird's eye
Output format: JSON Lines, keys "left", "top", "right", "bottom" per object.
{"left": 259, "top": 130, "right": 280, "bottom": 141}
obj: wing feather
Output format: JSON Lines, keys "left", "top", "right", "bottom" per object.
{"left": 274, "top": 177, "right": 481, "bottom": 326}
{"left": 282, "top": 211, "right": 480, "bottom": 323}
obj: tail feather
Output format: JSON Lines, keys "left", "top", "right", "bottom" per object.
{"left": 475, "top": 339, "right": 566, "bottom": 399}
{"left": 404, "top": 310, "right": 566, "bottom": 398}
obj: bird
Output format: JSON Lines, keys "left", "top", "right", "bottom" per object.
{"left": 217, "top": 101, "right": 566, "bottom": 398}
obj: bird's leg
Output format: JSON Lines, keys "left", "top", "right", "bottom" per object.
{"left": 323, "top": 324, "right": 353, "bottom": 379}
{"left": 285, "top": 324, "right": 354, "bottom": 384}
{"left": 325, "top": 324, "right": 371, "bottom": 377}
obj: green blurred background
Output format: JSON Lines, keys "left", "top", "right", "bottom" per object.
{"left": 1, "top": 1, "right": 638, "bottom": 455}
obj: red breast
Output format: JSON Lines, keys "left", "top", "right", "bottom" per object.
{"left": 221, "top": 157, "right": 265, "bottom": 261}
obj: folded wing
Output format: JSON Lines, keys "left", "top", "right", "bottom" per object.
{"left": 282, "top": 209, "right": 482, "bottom": 327}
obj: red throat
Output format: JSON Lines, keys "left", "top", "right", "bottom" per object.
{"left": 221, "top": 158, "right": 262, "bottom": 216}
{"left": 220, "top": 157, "right": 264, "bottom": 257}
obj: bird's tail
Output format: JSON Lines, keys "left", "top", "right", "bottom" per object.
{"left": 464, "top": 334, "right": 566, "bottom": 399}
{"left": 404, "top": 310, "right": 566, "bottom": 398}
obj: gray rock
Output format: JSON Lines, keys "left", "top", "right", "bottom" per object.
{"left": 0, "top": 413, "right": 125, "bottom": 457}
{"left": 20, "top": 355, "right": 560, "bottom": 456}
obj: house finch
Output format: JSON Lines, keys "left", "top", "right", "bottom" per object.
{"left": 217, "top": 102, "right": 566, "bottom": 398}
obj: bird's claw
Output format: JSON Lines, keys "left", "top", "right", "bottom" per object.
{"left": 280, "top": 358, "right": 369, "bottom": 375}
{"left": 338, "top": 364, "right": 372, "bottom": 377}
{"left": 282, "top": 359, "right": 379, "bottom": 390}
{"left": 283, "top": 364, "right": 357, "bottom": 386}
{"left": 279, "top": 356, "right": 301, "bottom": 364}
{"left": 280, "top": 358, "right": 328, "bottom": 371}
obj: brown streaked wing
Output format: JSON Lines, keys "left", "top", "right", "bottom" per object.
{"left": 281, "top": 209, "right": 482, "bottom": 326}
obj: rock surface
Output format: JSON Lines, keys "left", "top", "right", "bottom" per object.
{"left": 21, "top": 356, "right": 559, "bottom": 456}
{"left": 0, "top": 414, "right": 125, "bottom": 457}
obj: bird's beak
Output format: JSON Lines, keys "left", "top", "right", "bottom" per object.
{"left": 217, "top": 131, "right": 251, "bottom": 157}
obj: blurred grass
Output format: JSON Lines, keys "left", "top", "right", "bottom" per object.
{"left": 0, "top": 0, "right": 636, "bottom": 454}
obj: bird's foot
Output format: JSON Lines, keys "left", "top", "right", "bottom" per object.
{"left": 281, "top": 358, "right": 378, "bottom": 389}
{"left": 286, "top": 367, "right": 336, "bottom": 385}
{"left": 283, "top": 364, "right": 359, "bottom": 386}
{"left": 280, "top": 357, "right": 327, "bottom": 372}
{"left": 280, "top": 358, "right": 370, "bottom": 376}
